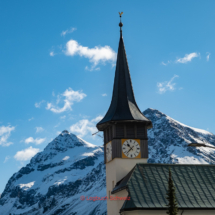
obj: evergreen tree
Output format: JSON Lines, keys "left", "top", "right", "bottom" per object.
{"left": 166, "top": 167, "right": 179, "bottom": 215}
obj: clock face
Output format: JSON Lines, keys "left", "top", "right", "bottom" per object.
{"left": 106, "top": 142, "right": 112, "bottom": 162}
{"left": 122, "top": 139, "right": 140, "bottom": 158}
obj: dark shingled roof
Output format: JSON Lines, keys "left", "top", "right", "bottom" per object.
{"left": 111, "top": 163, "right": 215, "bottom": 212}
{"left": 96, "top": 26, "right": 152, "bottom": 131}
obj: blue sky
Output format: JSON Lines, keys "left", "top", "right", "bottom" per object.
{"left": 1, "top": 0, "right": 215, "bottom": 193}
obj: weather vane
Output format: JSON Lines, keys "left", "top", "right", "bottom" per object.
{"left": 119, "top": 12, "right": 123, "bottom": 31}
{"left": 119, "top": 12, "right": 123, "bottom": 17}
{"left": 119, "top": 12, "right": 123, "bottom": 22}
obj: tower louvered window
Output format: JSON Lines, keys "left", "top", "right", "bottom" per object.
{"left": 109, "top": 126, "right": 112, "bottom": 140}
{"left": 107, "top": 127, "right": 110, "bottom": 142}
{"left": 126, "top": 124, "right": 135, "bottom": 138}
{"left": 137, "top": 124, "right": 145, "bottom": 138}
{"left": 116, "top": 124, "right": 124, "bottom": 138}
{"left": 104, "top": 129, "right": 108, "bottom": 143}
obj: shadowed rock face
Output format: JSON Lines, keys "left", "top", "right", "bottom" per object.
{"left": 0, "top": 109, "right": 215, "bottom": 215}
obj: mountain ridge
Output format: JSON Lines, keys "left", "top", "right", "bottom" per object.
{"left": 144, "top": 108, "right": 215, "bottom": 164}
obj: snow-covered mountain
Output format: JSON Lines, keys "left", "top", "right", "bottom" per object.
{"left": 0, "top": 130, "right": 106, "bottom": 215}
{"left": 144, "top": 108, "right": 215, "bottom": 164}
{"left": 1, "top": 109, "right": 215, "bottom": 215}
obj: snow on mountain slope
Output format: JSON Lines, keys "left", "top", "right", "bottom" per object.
{"left": 1, "top": 109, "right": 215, "bottom": 215}
{"left": 143, "top": 108, "right": 215, "bottom": 164}
{"left": 0, "top": 130, "right": 106, "bottom": 215}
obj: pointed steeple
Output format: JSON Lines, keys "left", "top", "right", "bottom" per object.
{"left": 97, "top": 15, "right": 152, "bottom": 131}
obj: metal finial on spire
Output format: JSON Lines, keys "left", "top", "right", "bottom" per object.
{"left": 119, "top": 12, "right": 123, "bottom": 36}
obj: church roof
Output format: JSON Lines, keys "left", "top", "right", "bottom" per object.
{"left": 96, "top": 22, "right": 152, "bottom": 131}
{"left": 112, "top": 163, "right": 215, "bottom": 212}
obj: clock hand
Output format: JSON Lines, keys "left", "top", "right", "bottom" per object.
{"left": 127, "top": 143, "right": 133, "bottom": 150}
{"left": 127, "top": 146, "right": 134, "bottom": 154}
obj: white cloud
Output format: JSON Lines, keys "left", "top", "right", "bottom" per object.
{"left": 35, "top": 127, "right": 44, "bottom": 133}
{"left": 25, "top": 137, "right": 46, "bottom": 145}
{"left": 161, "top": 61, "right": 171, "bottom": 66}
{"left": 64, "top": 39, "right": 116, "bottom": 70}
{"left": 176, "top": 52, "right": 200, "bottom": 63}
{"left": 4, "top": 156, "right": 10, "bottom": 163}
{"left": 46, "top": 87, "right": 86, "bottom": 113}
{"left": 35, "top": 100, "right": 45, "bottom": 108}
{"left": 28, "top": 117, "right": 34, "bottom": 121}
{"left": 206, "top": 52, "right": 211, "bottom": 61}
{"left": 157, "top": 75, "right": 179, "bottom": 94}
{"left": 70, "top": 115, "right": 103, "bottom": 137}
{"left": 0, "top": 125, "right": 15, "bottom": 146}
{"left": 61, "top": 27, "right": 76, "bottom": 36}
{"left": 102, "top": 93, "right": 107, "bottom": 96}
{"left": 60, "top": 115, "right": 66, "bottom": 119}
{"left": 14, "top": 146, "right": 40, "bottom": 161}
{"left": 50, "top": 51, "right": 55, "bottom": 57}
{"left": 54, "top": 123, "right": 60, "bottom": 128}
{"left": 70, "top": 119, "right": 96, "bottom": 137}
{"left": 91, "top": 115, "right": 103, "bottom": 122}
{"left": 85, "top": 66, "right": 100, "bottom": 71}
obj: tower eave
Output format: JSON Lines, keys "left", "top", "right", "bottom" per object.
{"left": 97, "top": 119, "right": 153, "bottom": 131}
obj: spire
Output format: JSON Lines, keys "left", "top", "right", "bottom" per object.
{"left": 96, "top": 14, "right": 152, "bottom": 131}
{"left": 119, "top": 12, "right": 123, "bottom": 38}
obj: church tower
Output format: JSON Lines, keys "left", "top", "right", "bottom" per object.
{"left": 96, "top": 15, "right": 152, "bottom": 214}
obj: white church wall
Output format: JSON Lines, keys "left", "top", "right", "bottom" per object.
{"left": 106, "top": 158, "right": 147, "bottom": 215}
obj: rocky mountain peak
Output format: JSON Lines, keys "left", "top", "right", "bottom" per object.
{"left": 29, "top": 131, "right": 99, "bottom": 168}
{"left": 143, "top": 108, "right": 167, "bottom": 121}
{"left": 61, "top": 130, "right": 70, "bottom": 135}
{"left": 44, "top": 131, "right": 85, "bottom": 152}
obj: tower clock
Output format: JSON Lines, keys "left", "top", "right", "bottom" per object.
{"left": 106, "top": 141, "right": 112, "bottom": 162}
{"left": 122, "top": 139, "right": 141, "bottom": 158}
